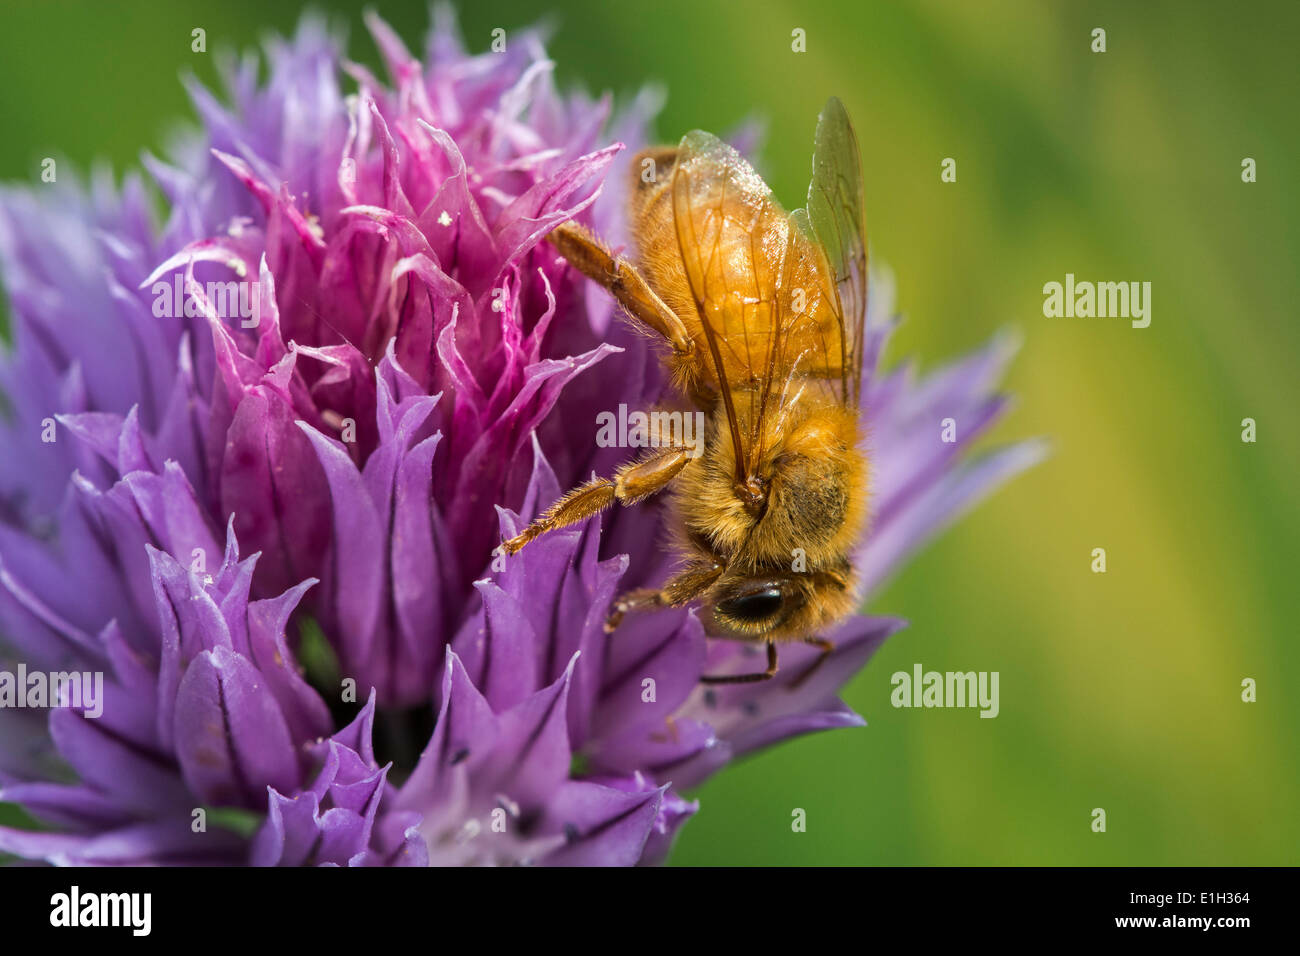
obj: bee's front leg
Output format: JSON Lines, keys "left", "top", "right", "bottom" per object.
{"left": 789, "top": 636, "right": 835, "bottom": 689}
{"left": 604, "top": 560, "right": 725, "bottom": 633}
{"left": 701, "top": 641, "right": 779, "bottom": 685}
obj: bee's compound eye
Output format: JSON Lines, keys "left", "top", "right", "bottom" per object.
{"left": 718, "top": 587, "right": 785, "bottom": 623}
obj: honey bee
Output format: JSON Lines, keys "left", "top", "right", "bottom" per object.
{"left": 503, "top": 97, "right": 869, "bottom": 685}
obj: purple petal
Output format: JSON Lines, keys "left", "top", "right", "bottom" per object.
{"left": 538, "top": 779, "right": 662, "bottom": 866}
{"left": 173, "top": 645, "right": 299, "bottom": 807}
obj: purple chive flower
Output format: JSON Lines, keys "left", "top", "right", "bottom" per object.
{"left": 0, "top": 9, "right": 1042, "bottom": 866}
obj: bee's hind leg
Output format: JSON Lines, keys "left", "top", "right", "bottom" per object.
{"left": 501, "top": 446, "right": 692, "bottom": 556}
{"left": 701, "top": 641, "right": 779, "bottom": 685}
{"left": 547, "top": 222, "right": 695, "bottom": 358}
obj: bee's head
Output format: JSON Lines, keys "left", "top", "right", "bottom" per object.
{"left": 705, "top": 561, "right": 857, "bottom": 642}
{"left": 711, "top": 580, "right": 796, "bottom": 635}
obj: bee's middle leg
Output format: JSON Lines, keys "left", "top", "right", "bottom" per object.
{"left": 501, "top": 446, "right": 691, "bottom": 555}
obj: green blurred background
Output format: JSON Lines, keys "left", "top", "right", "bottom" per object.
{"left": 1, "top": 0, "right": 1296, "bottom": 865}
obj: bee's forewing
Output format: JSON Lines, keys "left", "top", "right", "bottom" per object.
{"left": 670, "top": 129, "right": 789, "bottom": 478}
{"left": 666, "top": 104, "right": 867, "bottom": 476}
{"left": 806, "top": 96, "right": 868, "bottom": 406}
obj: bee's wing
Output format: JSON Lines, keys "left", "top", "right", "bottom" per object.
{"left": 804, "top": 96, "right": 868, "bottom": 407}
{"left": 670, "top": 117, "right": 865, "bottom": 477}
{"left": 670, "top": 129, "right": 792, "bottom": 481}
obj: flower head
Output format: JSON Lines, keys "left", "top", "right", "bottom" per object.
{"left": 0, "top": 9, "right": 1042, "bottom": 865}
